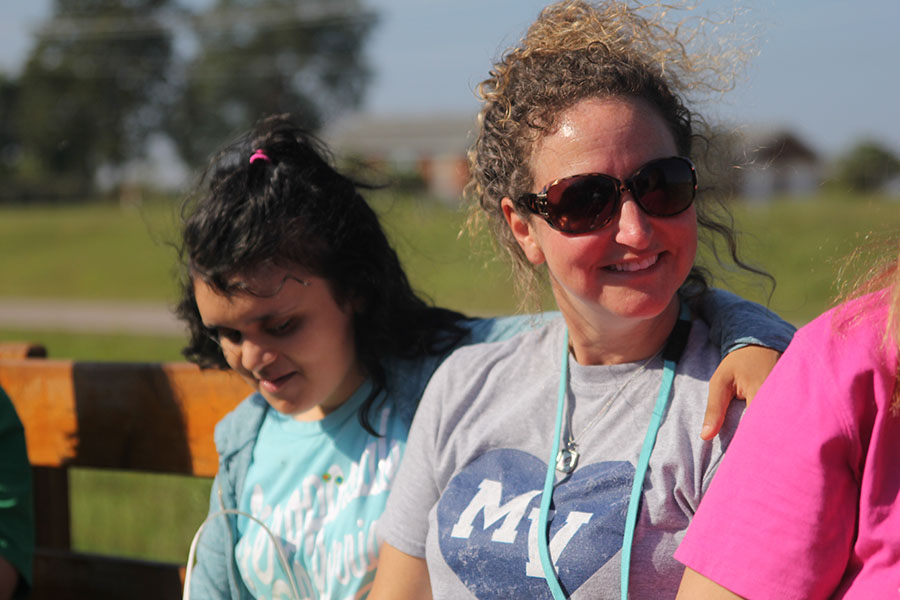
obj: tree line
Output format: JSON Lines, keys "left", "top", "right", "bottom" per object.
{"left": 0, "top": 0, "right": 376, "bottom": 200}
{"left": 2, "top": 1, "right": 897, "bottom": 202}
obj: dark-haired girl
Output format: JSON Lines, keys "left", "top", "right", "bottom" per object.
{"left": 178, "top": 114, "right": 791, "bottom": 599}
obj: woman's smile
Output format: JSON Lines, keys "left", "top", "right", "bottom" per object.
{"left": 604, "top": 253, "right": 660, "bottom": 272}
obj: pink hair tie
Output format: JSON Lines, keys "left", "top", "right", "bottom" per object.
{"left": 249, "top": 149, "right": 270, "bottom": 164}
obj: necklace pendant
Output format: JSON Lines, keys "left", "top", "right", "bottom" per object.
{"left": 556, "top": 445, "right": 579, "bottom": 474}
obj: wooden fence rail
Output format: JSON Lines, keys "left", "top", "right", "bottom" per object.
{"left": 0, "top": 343, "right": 250, "bottom": 599}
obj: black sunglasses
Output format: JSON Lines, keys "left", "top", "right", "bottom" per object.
{"left": 516, "top": 156, "right": 697, "bottom": 234}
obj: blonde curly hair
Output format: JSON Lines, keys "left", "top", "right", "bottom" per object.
{"left": 834, "top": 239, "right": 900, "bottom": 414}
{"left": 467, "top": 0, "right": 762, "bottom": 309}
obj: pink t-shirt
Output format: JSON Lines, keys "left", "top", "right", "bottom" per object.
{"left": 676, "top": 290, "right": 900, "bottom": 599}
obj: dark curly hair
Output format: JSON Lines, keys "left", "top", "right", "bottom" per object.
{"left": 467, "top": 0, "right": 770, "bottom": 308}
{"left": 176, "top": 114, "right": 469, "bottom": 434}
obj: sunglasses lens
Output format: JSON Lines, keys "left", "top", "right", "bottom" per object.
{"left": 545, "top": 175, "right": 618, "bottom": 233}
{"left": 530, "top": 157, "right": 696, "bottom": 234}
{"left": 631, "top": 158, "right": 696, "bottom": 216}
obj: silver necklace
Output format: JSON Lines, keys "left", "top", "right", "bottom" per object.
{"left": 555, "top": 352, "right": 658, "bottom": 474}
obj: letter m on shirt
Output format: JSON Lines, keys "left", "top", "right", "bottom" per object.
{"left": 449, "top": 480, "right": 540, "bottom": 543}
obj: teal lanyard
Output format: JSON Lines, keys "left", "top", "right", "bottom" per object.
{"left": 538, "top": 303, "right": 691, "bottom": 600}
{"left": 537, "top": 328, "right": 571, "bottom": 600}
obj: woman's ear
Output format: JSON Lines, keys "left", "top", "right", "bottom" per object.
{"left": 501, "top": 197, "right": 545, "bottom": 265}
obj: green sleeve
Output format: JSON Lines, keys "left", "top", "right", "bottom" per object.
{"left": 0, "top": 387, "right": 33, "bottom": 597}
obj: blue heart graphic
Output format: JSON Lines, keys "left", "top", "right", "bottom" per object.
{"left": 437, "top": 449, "right": 633, "bottom": 598}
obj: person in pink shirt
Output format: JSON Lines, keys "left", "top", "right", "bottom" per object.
{"left": 675, "top": 256, "right": 900, "bottom": 599}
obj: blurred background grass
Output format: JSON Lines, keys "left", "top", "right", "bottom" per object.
{"left": 3, "top": 190, "right": 898, "bottom": 336}
{"left": 2, "top": 190, "right": 899, "bottom": 564}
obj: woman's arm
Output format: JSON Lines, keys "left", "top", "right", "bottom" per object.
{"left": 370, "top": 543, "right": 433, "bottom": 600}
{"left": 676, "top": 568, "right": 745, "bottom": 600}
{"left": 694, "top": 288, "right": 795, "bottom": 359}
{"left": 701, "top": 344, "right": 780, "bottom": 439}
{"left": 693, "top": 288, "right": 795, "bottom": 439}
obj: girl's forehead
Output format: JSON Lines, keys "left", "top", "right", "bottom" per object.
{"left": 194, "top": 264, "right": 315, "bottom": 312}
{"left": 194, "top": 276, "right": 304, "bottom": 326}
{"left": 190, "top": 261, "right": 313, "bottom": 300}
{"left": 230, "top": 263, "right": 307, "bottom": 293}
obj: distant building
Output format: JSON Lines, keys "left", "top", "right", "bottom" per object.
{"left": 735, "top": 129, "right": 822, "bottom": 200}
{"left": 326, "top": 115, "right": 826, "bottom": 203}
{"left": 324, "top": 113, "right": 476, "bottom": 201}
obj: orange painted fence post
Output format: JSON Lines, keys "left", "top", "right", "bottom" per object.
{"left": 0, "top": 347, "right": 252, "bottom": 599}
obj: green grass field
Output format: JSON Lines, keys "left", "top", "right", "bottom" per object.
{"left": 1, "top": 191, "right": 899, "bottom": 564}
{"left": 3, "top": 191, "right": 898, "bottom": 325}
{"left": 721, "top": 193, "right": 900, "bottom": 323}
{"left": 0, "top": 200, "right": 181, "bottom": 301}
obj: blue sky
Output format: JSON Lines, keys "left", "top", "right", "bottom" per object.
{"left": 3, "top": 1, "right": 899, "bottom": 157}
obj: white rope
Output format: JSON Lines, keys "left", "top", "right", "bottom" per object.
{"left": 183, "top": 508, "right": 302, "bottom": 600}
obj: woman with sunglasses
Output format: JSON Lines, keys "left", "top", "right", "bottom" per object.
{"left": 371, "top": 2, "right": 788, "bottom": 598}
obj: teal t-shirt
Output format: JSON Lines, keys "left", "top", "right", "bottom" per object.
{"left": 234, "top": 381, "right": 409, "bottom": 598}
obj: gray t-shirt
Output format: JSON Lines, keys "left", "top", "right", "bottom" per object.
{"left": 378, "top": 315, "right": 742, "bottom": 599}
